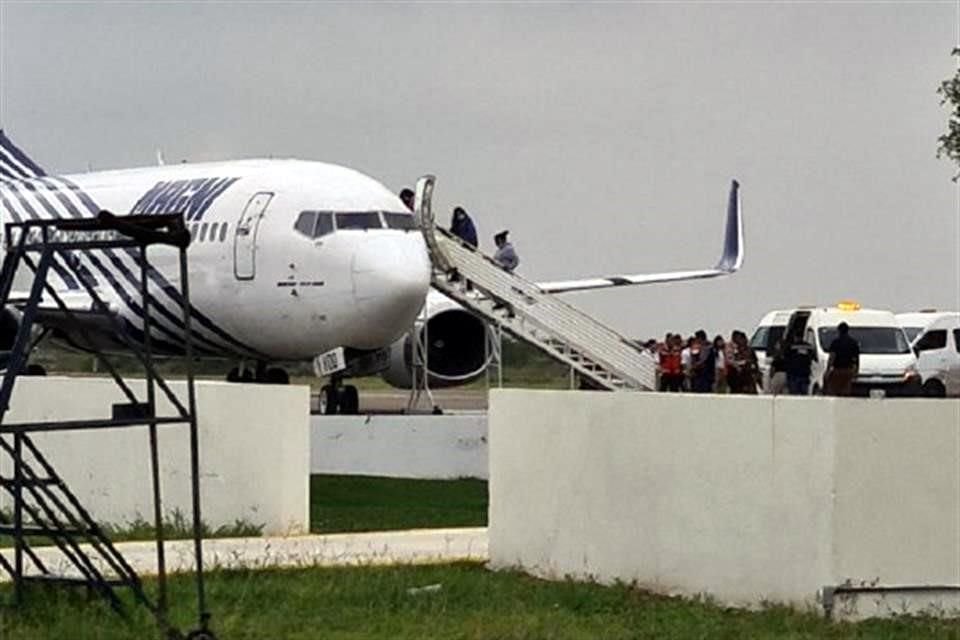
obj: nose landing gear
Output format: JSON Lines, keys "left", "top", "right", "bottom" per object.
{"left": 319, "top": 378, "right": 359, "bottom": 415}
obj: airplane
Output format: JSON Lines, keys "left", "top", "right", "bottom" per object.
{"left": 0, "top": 131, "right": 743, "bottom": 414}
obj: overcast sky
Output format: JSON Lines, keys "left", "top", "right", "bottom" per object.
{"left": 1, "top": 1, "right": 957, "bottom": 339}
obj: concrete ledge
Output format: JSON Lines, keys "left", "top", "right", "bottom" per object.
{"left": 312, "top": 414, "right": 488, "bottom": 479}
{"left": 0, "top": 377, "right": 310, "bottom": 535}
{"left": 0, "top": 528, "right": 489, "bottom": 580}
{"left": 488, "top": 390, "right": 960, "bottom": 620}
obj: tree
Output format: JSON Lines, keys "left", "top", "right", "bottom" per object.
{"left": 937, "top": 48, "right": 960, "bottom": 179}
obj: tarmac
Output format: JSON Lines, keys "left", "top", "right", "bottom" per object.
{"left": 313, "top": 389, "right": 489, "bottom": 414}
{"left": 0, "top": 528, "right": 489, "bottom": 581}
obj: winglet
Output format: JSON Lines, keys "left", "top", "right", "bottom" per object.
{"left": 535, "top": 179, "right": 745, "bottom": 294}
{"left": 715, "top": 179, "right": 742, "bottom": 273}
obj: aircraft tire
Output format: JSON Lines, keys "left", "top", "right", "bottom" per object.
{"left": 340, "top": 385, "right": 360, "bottom": 415}
{"left": 320, "top": 385, "right": 339, "bottom": 415}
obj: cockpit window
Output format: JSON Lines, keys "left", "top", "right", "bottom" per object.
{"left": 315, "top": 212, "right": 333, "bottom": 236}
{"left": 295, "top": 211, "right": 335, "bottom": 238}
{"left": 335, "top": 212, "right": 383, "bottom": 230}
{"left": 295, "top": 211, "right": 317, "bottom": 237}
{"left": 384, "top": 212, "right": 417, "bottom": 231}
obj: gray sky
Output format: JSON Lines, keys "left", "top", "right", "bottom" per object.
{"left": 1, "top": 1, "right": 957, "bottom": 339}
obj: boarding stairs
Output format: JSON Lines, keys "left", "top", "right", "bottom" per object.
{"left": 414, "top": 177, "right": 656, "bottom": 391}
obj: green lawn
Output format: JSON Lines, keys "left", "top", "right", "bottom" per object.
{"left": 310, "top": 475, "right": 488, "bottom": 533}
{"left": 1, "top": 562, "right": 957, "bottom": 640}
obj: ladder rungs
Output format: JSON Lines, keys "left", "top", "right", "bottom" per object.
{"left": 22, "top": 575, "right": 131, "bottom": 588}
{"left": 0, "top": 476, "right": 60, "bottom": 487}
{"left": 0, "top": 524, "right": 92, "bottom": 537}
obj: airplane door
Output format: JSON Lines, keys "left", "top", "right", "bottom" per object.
{"left": 234, "top": 192, "right": 273, "bottom": 280}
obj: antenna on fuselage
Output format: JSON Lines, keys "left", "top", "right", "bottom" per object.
{"left": 156, "top": 149, "right": 166, "bottom": 166}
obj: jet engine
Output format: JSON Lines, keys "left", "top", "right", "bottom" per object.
{"left": 380, "top": 293, "right": 492, "bottom": 389}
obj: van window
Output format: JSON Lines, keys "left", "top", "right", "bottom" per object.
{"left": 915, "top": 330, "right": 947, "bottom": 352}
{"left": 817, "top": 327, "right": 910, "bottom": 355}
{"left": 954, "top": 329, "right": 960, "bottom": 353}
{"left": 902, "top": 326, "right": 924, "bottom": 343}
{"left": 335, "top": 212, "right": 383, "bottom": 230}
{"left": 749, "top": 326, "right": 784, "bottom": 351}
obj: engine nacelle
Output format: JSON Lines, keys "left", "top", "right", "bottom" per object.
{"left": 380, "top": 294, "right": 491, "bottom": 389}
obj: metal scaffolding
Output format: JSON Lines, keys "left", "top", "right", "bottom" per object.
{"left": 0, "top": 212, "right": 214, "bottom": 640}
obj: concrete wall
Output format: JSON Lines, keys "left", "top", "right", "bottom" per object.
{"left": 312, "top": 414, "right": 487, "bottom": 479}
{"left": 488, "top": 390, "right": 960, "bottom": 617}
{"left": 0, "top": 377, "right": 310, "bottom": 536}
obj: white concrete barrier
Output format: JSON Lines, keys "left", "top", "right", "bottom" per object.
{"left": 311, "top": 414, "right": 488, "bottom": 479}
{"left": 0, "top": 377, "right": 310, "bottom": 536}
{"left": 488, "top": 390, "right": 960, "bottom": 619}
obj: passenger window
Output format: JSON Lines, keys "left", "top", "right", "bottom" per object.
{"left": 295, "top": 211, "right": 317, "bottom": 238}
{"left": 335, "top": 212, "right": 382, "bottom": 230}
{"left": 315, "top": 212, "right": 333, "bottom": 237}
{"left": 199, "top": 223, "right": 208, "bottom": 242}
{"left": 209, "top": 222, "right": 219, "bottom": 242}
{"left": 915, "top": 330, "right": 947, "bottom": 352}
{"left": 219, "top": 223, "right": 228, "bottom": 242}
{"left": 384, "top": 212, "right": 416, "bottom": 231}
{"left": 955, "top": 329, "right": 960, "bottom": 353}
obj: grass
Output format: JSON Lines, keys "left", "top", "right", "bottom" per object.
{"left": 30, "top": 336, "right": 575, "bottom": 390}
{"left": 2, "top": 474, "right": 478, "bottom": 548}
{"left": 310, "top": 475, "right": 487, "bottom": 533}
{"left": 0, "top": 562, "right": 958, "bottom": 640}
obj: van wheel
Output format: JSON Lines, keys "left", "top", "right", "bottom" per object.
{"left": 923, "top": 379, "right": 946, "bottom": 398}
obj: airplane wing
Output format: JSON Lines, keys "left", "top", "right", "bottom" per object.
{"left": 536, "top": 180, "right": 743, "bottom": 294}
{"left": 7, "top": 289, "right": 120, "bottom": 340}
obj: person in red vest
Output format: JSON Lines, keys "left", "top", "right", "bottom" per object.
{"left": 659, "top": 333, "right": 684, "bottom": 392}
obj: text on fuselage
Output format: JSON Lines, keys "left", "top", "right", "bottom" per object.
{"left": 129, "top": 177, "right": 239, "bottom": 221}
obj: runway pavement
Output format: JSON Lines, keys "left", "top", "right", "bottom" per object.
{"left": 312, "top": 388, "right": 489, "bottom": 414}
{"left": 0, "top": 528, "right": 489, "bottom": 581}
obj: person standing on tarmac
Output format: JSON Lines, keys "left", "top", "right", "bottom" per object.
{"left": 450, "top": 207, "right": 478, "bottom": 248}
{"left": 768, "top": 337, "right": 788, "bottom": 395}
{"left": 825, "top": 322, "right": 860, "bottom": 396}
{"left": 784, "top": 330, "right": 815, "bottom": 395}
{"left": 691, "top": 329, "right": 716, "bottom": 393}
{"left": 659, "top": 334, "right": 684, "bottom": 392}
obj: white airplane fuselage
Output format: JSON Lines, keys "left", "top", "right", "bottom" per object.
{"left": 0, "top": 159, "right": 432, "bottom": 360}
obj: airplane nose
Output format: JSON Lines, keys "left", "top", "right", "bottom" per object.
{"left": 350, "top": 235, "right": 431, "bottom": 346}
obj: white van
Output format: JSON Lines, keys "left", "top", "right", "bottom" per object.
{"left": 896, "top": 311, "right": 960, "bottom": 397}
{"left": 751, "top": 302, "right": 921, "bottom": 396}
